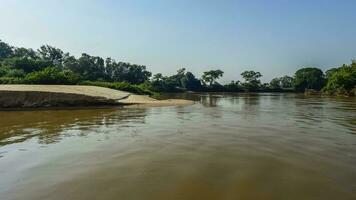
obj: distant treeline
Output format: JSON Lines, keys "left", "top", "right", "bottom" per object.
{"left": 0, "top": 39, "right": 355, "bottom": 95}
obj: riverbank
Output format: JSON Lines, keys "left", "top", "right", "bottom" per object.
{"left": 0, "top": 85, "right": 194, "bottom": 109}
{"left": 119, "top": 94, "right": 193, "bottom": 107}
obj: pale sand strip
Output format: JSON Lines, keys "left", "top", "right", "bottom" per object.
{"left": 0, "top": 85, "right": 130, "bottom": 100}
{"left": 0, "top": 85, "right": 194, "bottom": 108}
{"left": 118, "top": 94, "right": 194, "bottom": 106}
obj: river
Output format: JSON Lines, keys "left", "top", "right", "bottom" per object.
{"left": 0, "top": 93, "right": 355, "bottom": 200}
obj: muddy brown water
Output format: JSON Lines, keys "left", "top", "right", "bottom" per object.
{"left": 0, "top": 93, "right": 355, "bottom": 200}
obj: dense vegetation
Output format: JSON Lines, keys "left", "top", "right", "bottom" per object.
{"left": 0, "top": 39, "right": 355, "bottom": 95}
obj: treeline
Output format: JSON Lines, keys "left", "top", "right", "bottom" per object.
{"left": 0, "top": 39, "right": 355, "bottom": 95}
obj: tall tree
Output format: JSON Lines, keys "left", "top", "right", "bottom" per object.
{"left": 280, "top": 75, "right": 294, "bottom": 88}
{"left": 1, "top": 57, "right": 51, "bottom": 73}
{"left": 181, "top": 71, "right": 201, "bottom": 91}
{"left": 0, "top": 40, "right": 13, "bottom": 59}
{"left": 241, "top": 70, "right": 262, "bottom": 91}
{"left": 323, "top": 61, "right": 356, "bottom": 93}
{"left": 202, "top": 69, "right": 224, "bottom": 86}
{"left": 293, "top": 67, "right": 325, "bottom": 91}
{"left": 14, "top": 47, "right": 38, "bottom": 59}
{"left": 269, "top": 78, "right": 281, "bottom": 89}
{"left": 37, "top": 45, "right": 66, "bottom": 67}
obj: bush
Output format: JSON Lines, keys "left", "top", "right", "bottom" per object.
{"left": 4, "top": 68, "right": 26, "bottom": 78}
{"left": 80, "top": 81, "right": 153, "bottom": 95}
{"left": 323, "top": 62, "right": 356, "bottom": 95}
{"left": 2, "top": 57, "right": 52, "bottom": 73}
{"left": 24, "top": 67, "right": 80, "bottom": 84}
{"left": 0, "top": 77, "right": 25, "bottom": 84}
{"left": 0, "top": 65, "right": 26, "bottom": 78}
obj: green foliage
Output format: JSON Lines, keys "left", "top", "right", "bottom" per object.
{"left": 0, "top": 65, "right": 26, "bottom": 78}
{"left": 323, "top": 62, "right": 356, "bottom": 95}
{"left": 25, "top": 67, "right": 80, "bottom": 84}
{"left": 0, "top": 77, "right": 24, "bottom": 84}
{"left": 4, "top": 68, "right": 26, "bottom": 78}
{"left": 2, "top": 57, "right": 52, "bottom": 73}
{"left": 224, "top": 81, "right": 243, "bottom": 92}
{"left": 14, "top": 47, "right": 38, "bottom": 59}
{"left": 65, "top": 53, "right": 105, "bottom": 81}
{"left": 0, "top": 65, "right": 6, "bottom": 77}
{"left": 202, "top": 70, "right": 224, "bottom": 86}
{"left": 269, "top": 75, "right": 294, "bottom": 90}
{"left": 169, "top": 68, "right": 187, "bottom": 88}
{"left": 241, "top": 70, "right": 262, "bottom": 91}
{"left": 0, "top": 39, "right": 354, "bottom": 96}
{"left": 325, "top": 68, "right": 337, "bottom": 80}
{"left": 280, "top": 75, "right": 294, "bottom": 88}
{"left": 81, "top": 81, "right": 153, "bottom": 95}
{"left": 0, "top": 40, "right": 13, "bottom": 59}
{"left": 181, "top": 71, "right": 202, "bottom": 91}
{"left": 203, "top": 83, "right": 226, "bottom": 92}
{"left": 67, "top": 54, "right": 151, "bottom": 84}
{"left": 149, "top": 74, "right": 182, "bottom": 92}
{"left": 269, "top": 78, "right": 281, "bottom": 89}
{"left": 293, "top": 67, "right": 325, "bottom": 92}
{"left": 148, "top": 69, "right": 201, "bottom": 92}
{"left": 38, "top": 45, "right": 66, "bottom": 66}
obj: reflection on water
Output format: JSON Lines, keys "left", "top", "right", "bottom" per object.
{"left": 0, "top": 93, "right": 355, "bottom": 200}
{"left": 0, "top": 108, "right": 147, "bottom": 145}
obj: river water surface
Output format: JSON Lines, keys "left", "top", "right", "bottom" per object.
{"left": 0, "top": 93, "right": 355, "bottom": 200}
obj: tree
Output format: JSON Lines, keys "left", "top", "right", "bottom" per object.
{"left": 224, "top": 80, "right": 243, "bottom": 92}
{"left": 181, "top": 71, "right": 201, "bottom": 91}
{"left": 37, "top": 45, "right": 66, "bottom": 67}
{"left": 268, "top": 75, "right": 293, "bottom": 90}
{"left": 172, "top": 68, "right": 186, "bottom": 87}
{"left": 1, "top": 57, "right": 51, "bottom": 73}
{"left": 14, "top": 47, "right": 38, "bottom": 59}
{"left": 1, "top": 67, "right": 26, "bottom": 78}
{"left": 280, "top": 75, "right": 293, "bottom": 88}
{"left": 150, "top": 73, "right": 179, "bottom": 92}
{"left": 202, "top": 69, "right": 224, "bottom": 86}
{"left": 152, "top": 73, "right": 163, "bottom": 82}
{"left": 124, "top": 64, "right": 152, "bottom": 84}
{"left": 323, "top": 61, "right": 356, "bottom": 94}
{"left": 0, "top": 40, "right": 13, "bottom": 59}
{"left": 325, "top": 68, "right": 338, "bottom": 80}
{"left": 149, "top": 69, "right": 202, "bottom": 92}
{"left": 293, "top": 67, "right": 325, "bottom": 91}
{"left": 100, "top": 58, "right": 151, "bottom": 84}
{"left": 63, "top": 55, "right": 79, "bottom": 71}
{"left": 269, "top": 78, "right": 281, "bottom": 89}
{"left": 67, "top": 53, "right": 106, "bottom": 81}
{"left": 241, "top": 70, "right": 262, "bottom": 91}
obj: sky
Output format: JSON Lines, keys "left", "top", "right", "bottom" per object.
{"left": 0, "top": 0, "right": 355, "bottom": 82}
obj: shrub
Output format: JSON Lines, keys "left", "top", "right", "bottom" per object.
{"left": 80, "top": 81, "right": 153, "bottom": 95}
{"left": 0, "top": 77, "right": 24, "bottom": 84}
{"left": 323, "top": 63, "right": 356, "bottom": 95}
{"left": 24, "top": 67, "right": 80, "bottom": 84}
{"left": 2, "top": 57, "right": 52, "bottom": 73}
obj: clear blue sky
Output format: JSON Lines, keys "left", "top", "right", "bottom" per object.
{"left": 1, "top": 0, "right": 355, "bottom": 82}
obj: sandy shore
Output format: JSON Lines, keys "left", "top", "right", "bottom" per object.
{"left": 0, "top": 84, "right": 131, "bottom": 100}
{"left": 119, "top": 94, "right": 194, "bottom": 107}
{"left": 0, "top": 85, "right": 194, "bottom": 108}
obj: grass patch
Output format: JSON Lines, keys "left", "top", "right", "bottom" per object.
{"left": 80, "top": 81, "right": 154, "bottom": 95}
